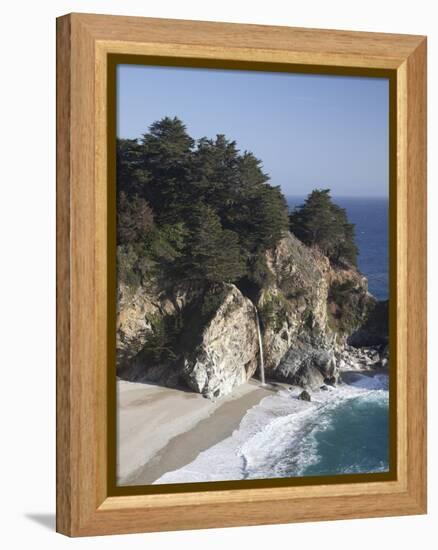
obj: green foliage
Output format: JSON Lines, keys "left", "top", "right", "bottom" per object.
{"left": 186, "top": 205, "right": 246, "bottom": 283}
{"left": 259, "top": 292, "right": 290, "bottom": 332}
{"left": 117, "top": 192, "right": 154, "bottom": 245}
{"left": 149, "top": 223, "right": 188, "bottom": 263}
{"left": 139, "top": 314, "right": 182, "bottom": 363}
{"left": 138, "top": 117, "right": 195, "bottom": 223}
{"left": 328, "top": 279, "right": 366, "bottom": 333}
{"left": 117, "top": 244, "right": 142, "bottom": 288}
{"left": 117, "top": 116, "right": 289, "bottom": 288}
{"left": 245, "top": 249, "right": 273, "bottom": 289}
{"left": 289, "top": 189, "right": 358, "bottom": 266}
{"left": 245, "top": 185, "right": 289, "bottom": 250}
{"left": 116, "top": 138, "right": 147, "bottom": 197}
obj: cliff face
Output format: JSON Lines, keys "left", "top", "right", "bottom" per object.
{"left": 256, "top": 232, "right": 372, "bottom": 389}
{"left": 117, "top": 280, "right": 203, "bottom": 370}
{"left": 259, "top": 233, "right": 331, "bottom": 372}
{"left": 116, "top": 280, "right": 205, "bottom": 387}
{"left": 116, "top": 231, "right": 382, "bottom": 398}
{"left": 116, "top": 281, "right": 258, "bottom": 397}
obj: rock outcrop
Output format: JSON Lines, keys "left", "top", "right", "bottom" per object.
{"left": 116, "top": 283, "right": 169, "bottom": 370}
{"left": 117, "top": 282, "right": 260, "bottom": 398}
{"left": 258, "top": 232, "right": 330, "bottom": 372}
{"left": 256, "top": 232, "right": 372, "bottom": 388}
{"left": 274, "top": 342, "right": 339, "bottom": 389}
{"left": 116, "top": 280, "right": 204, "bottom": 371}
{"left": 116, "top": 230, "right": 386, "bottom": 398}
{"left": 182, "top": 284, "right": 259, "bottom": 399}
{"left": 298, "top": 390, "right": 312, "bottom": 402}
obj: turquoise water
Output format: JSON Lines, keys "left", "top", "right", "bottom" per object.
{"left": 300, "top": 391, "right": 389, "bottom": 476}
{"left": 245, "top": 374, "right": 390, "bottom": 479}
{"left": 154, "top": 374, "right": 390, "bottom": 484}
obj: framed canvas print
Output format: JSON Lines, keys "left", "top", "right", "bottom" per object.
{"left": 56, "top": 13, "right": 427, "bottom": 536}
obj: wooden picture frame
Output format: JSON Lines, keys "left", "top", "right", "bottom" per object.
{"left": 56, "top": 13, "right": 427, "bottom": 537}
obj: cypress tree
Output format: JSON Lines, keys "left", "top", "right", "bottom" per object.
{"left": 289, "top": 189, "right": 358, "bottom": 266}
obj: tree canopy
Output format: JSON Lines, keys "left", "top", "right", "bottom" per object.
{"left": 117, "top": 117, "right": 288, "bottom": 288}
{"left": 289, "top": 189, "right": 358, "bottom": 266}
{"left": 117, "top": 120, "right": 358, "bottom": 292}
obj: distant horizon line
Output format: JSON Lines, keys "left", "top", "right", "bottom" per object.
{"left": 286, "top": 194, "right": 389, "bottom": 200}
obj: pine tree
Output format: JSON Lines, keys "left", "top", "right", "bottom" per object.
{"left": 116, "top": 138, "right": 146, "bottom": 197}
{"left": 187, "top": 205, "right": 245, "bottom": 283}
{"left": 138, "top": 117, "right": 194, "bottom": 222}
{"left": 289, "top": 189, "right": 358, "bottom": 265}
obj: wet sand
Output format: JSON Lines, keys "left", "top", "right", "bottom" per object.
{"left": 117, "top": 379, "right": 274, "bottom": 485}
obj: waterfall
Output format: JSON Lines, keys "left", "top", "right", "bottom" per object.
{"left": 254, "top": 307, "right": 266, "bottom": 386}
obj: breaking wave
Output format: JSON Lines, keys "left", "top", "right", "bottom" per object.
{"left": 154, "top": 372, "right": 389, "bottom": 484}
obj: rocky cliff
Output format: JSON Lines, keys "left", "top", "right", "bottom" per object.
{"left": 182, "top": 284, "right": 259, "bottom": 399}
{"left": 256, "top": 232, "right": 374, "bottom": 389}
{"left": 117, "top": 231, "right": 386, "bottom": 398}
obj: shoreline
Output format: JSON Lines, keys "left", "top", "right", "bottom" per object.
{"left": 117, "top": 378, "right": 276, "bottom": 485}
{"left": 117, "top": 366, "right": 388, "bottom": 486}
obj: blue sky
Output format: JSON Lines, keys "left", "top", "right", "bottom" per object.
{"left": 117, "top": 65, "right": 389, "bottom": 198}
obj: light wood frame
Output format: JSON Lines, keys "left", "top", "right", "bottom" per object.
{"left": 56, "top": 13, "right": 427, "bottom": 537}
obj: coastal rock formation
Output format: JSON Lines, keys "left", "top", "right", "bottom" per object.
{"left": 116, "top": 280, "right": 205, "bottom": 370}
{"left": 182, "top": 284, "right": 259, "bottom": 399}
{"left": 256, "top": 232, "right": 372, "bottom": 387}
{"left": 116, "top": 230, "right": 386, "bottom": 398}
{"left": 337, "top": 344, "right": 389, "bottom": 371}
{"left": 259, "top": 232, "right": 330, "bottom": 372}
{"left": 116, "top": 283, "right": 167, "bottom": 370}
{"left": 274, "top": 342, "right": 338, "bottom": 389}
{"left": 298, "top": 390, "right": 312, "bottom": 402}
{"left": 327, "top": 263, "right": 372, "bottom": 341}
{"left": 117, "top": 282, "right": 260, "bottom": 397}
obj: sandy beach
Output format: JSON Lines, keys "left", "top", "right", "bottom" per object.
{"left": 117, "top": 378, "right": 274, "bottom": 485}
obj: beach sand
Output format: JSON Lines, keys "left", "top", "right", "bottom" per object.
{"left": 117, "top": 378, "right": 275, "bottom": 485}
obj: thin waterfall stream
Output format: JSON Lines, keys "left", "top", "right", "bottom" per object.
{"left": 254, "top": 307, "right": 266, "bottom": 386}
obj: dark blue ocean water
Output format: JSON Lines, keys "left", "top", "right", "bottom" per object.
{"left": 287, "top": 196, "right": 389, "bottom": 300}
{"left": 300, "top": 388, "right": 389, "bottom": 476}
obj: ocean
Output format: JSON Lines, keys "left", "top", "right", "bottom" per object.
{"left": 152, "top": 196, "right": 390, "bottom": 483}
{"left": 154, "top": 374, "right": 389, "bottom": 483}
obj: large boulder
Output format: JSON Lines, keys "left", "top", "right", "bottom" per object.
{"left": 117, "top": 280, "right": 260, "bottom": 398}
{"left": 274, "top": 341, "right": 338, "bottom": 390}
{"left": 182, "top": 284, "right": 259, "bottom": 399}
{"left": 326, "top": 265, "right": 372, "bottom": 340}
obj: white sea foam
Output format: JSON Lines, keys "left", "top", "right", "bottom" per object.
{"left": 154, "top": 372, "right": 389, "bottom": 484}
